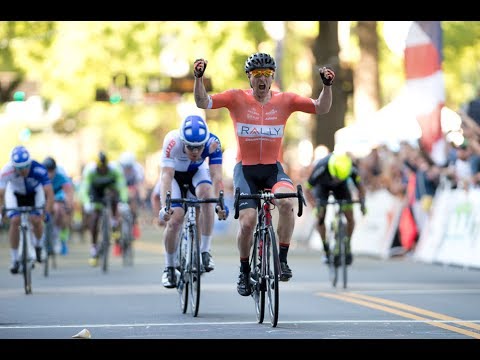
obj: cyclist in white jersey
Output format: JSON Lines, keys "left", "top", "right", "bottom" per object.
{"left": 154, "top": 115, "right": 229, "bottom": 288}
{"left": 0, "top": 146, "right": 54, "bottom": 274}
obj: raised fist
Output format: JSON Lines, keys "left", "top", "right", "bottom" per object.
{"left": 193, "top": 58, "right": 208, "bottom": 78}
{"left": 319, "top": 66, "right": 335, "bottom": 86}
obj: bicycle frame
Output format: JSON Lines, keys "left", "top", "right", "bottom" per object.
{"left": 166, "top": 189, "right": 224, "bottom": 318}
{"left": 43, "top": 218, "right": 56, "bottom": 277}
{"left": 234, "top": 185, "right": 305, "bottom": 327}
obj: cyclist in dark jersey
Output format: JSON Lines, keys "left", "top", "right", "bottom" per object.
{"left": 305, "top": 152, "right": 367, "bottom": 266}
{"left": 80, "top": 151, "right": 128, "bottom": 266}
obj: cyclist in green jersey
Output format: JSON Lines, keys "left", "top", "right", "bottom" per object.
{"left": 80, "top": 152, "right": 128, "bottom": 266}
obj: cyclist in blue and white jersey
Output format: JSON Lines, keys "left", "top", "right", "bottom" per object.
{"left": 0, "top": 146, "right": 54, "bottom": 274}
{"left": 42, "top": 156, "right": 74, "bottom": 255}
{"left": 155, "top": 115, "right": 229, "bottom": 288}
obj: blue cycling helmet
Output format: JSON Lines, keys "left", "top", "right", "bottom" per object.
{"left": 11, "top": 145, "right": 32, "bottom": 168}
{"left": 179, "top": 115, "right": 210, "bottom": 147}
{"left": 245, "top": 52, "right": 276, "bottom": 73}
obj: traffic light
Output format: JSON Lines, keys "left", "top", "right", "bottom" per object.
{"left": 13, "top": 91, "right": 26, "bottom": 101}
{"left": 109, "top": 93, "right": 122, "bottom": 104}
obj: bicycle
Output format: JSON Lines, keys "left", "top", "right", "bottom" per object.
{"left": 42, "top": 218, "right": 56, "bottom": 277}
{"left": 165, "top": 187, "right": 224, "bottom": 318}
{"left": 119, "top": 202, "right": 134, "bottom": 267}
{"left": 320, "top": 197, "right": 361, "bottom": 289}
{"left": 233, "top": 185, "right": 306, "bottom": 327}
{"left": 95, "top": 192, "right": 114, "bottom": 273}
{"left": 4, "top": 206, "right": 44, "bottom": 294}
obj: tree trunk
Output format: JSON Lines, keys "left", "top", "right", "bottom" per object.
{"left": 312, "top": 21, "right": 349, "bottom": 152}
{"left": 353, "top": 21, "right": 380, "bottom": 121}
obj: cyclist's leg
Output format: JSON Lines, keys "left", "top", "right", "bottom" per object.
{"left": 162, "top": 179, "right": 184, "bottom": 288}
{"left": 5, "top": 188, "right": 22, "bottom": 272}
{"left": 270, "top": 162, "right": 295, "bottom": 281}
{"left": 30, "top": 189, "right": 46, "bottom": 262}
{"left": 233, "top": 162, "right": 257, "bottom": 296}
{"left": 192, "top": 164, "right": 215, "bottom": 271}
{"left": 314, "top": 186, "right": 330, "bottom": 262}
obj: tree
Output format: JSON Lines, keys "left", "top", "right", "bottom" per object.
{"left": 353, "top": 21, "right": 380, "bottom": 121}
{"left": 312, "top": 21, "right": 349, "bottom": 151}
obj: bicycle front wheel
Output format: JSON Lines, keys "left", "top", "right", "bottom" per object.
{"left": 22, "top": 228, "right": 32, "bottom": 294}
{"left": 43, "top": 220, "right": 54, "bottom": 277}
{"left": 101, "top": 211, "right": 110, "bottom": 273}
{"left": 189, "top": 225, "right": 201, "bottom": 317}
{"left": 177, "top": 230, "right": 188, "bottom": 314}
{"left": 265, "top": 226, "right": 279, "bottom": 327}
{"left": 251, "top": 231, "right": 265, "bottom": 324}
{"left": 329, "top": 239, "right": 338, "bottom": 288}
{"left": 338, "top": 219, "right": 348, "bottom": 289}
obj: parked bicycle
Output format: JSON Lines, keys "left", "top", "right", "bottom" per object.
{"left": 321, "top": 197, "right": 362, "bottom": 289}
{"left": 165, "top": 188, "right": 224, "bottom": 318}
{"left": 3, "top": 206, "right": 44, "bottom": 294}
{"left": 233, "top": 185, "right": 306, "bottom": 327}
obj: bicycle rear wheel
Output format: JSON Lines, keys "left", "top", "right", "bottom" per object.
{"left": 265, "top": 226, "right": 279, "bottom": 327}
{"left": 251, "top": 231, "right": 265, "bottom": 324}
{"left": 21, "top": 227, "right": 32, "bottom": 294}
{"left": 177, "top": 229, "right": 188, "bottom": 314}
{"left": 189, "top": 225, "right": 201, "bottom": 317}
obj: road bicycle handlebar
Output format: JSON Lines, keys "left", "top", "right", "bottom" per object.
{"left": 3, "top": 206, "right": 45, "bottom": 214}
{"left": 318, "top": 199, "right": 363, "bottom": 206}
{"left": 233, "top": 184, "right": 306, "bottom": 219}
{"left": 165, "top": 190, "right": 225, "bottom": 212}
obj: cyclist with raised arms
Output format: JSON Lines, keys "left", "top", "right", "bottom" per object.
{"left": 305, "top": 152, "right": 367, "bottom": 266}
{"left": 42, "top": 156, "right": 74, "bottom": 255}
{"left": 156, "top": 115, "right": 228, "bottom": 288}
{"left": 193, "top": 53, "right": 335, "bottom": 296}
{"left": 80, "top": 151, "right": 128, "bottom": 266}
{"left": 0, "top": 146, "right": 54, "bottom": 273}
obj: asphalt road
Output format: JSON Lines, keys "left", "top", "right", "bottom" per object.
{"left": 1, "top": 221, "right": 479, "bottom": 353}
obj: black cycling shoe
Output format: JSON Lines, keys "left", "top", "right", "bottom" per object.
{"left": 10, "top": 261, "right": 20, "bottom": 274}
{"left": 35, "top": 246, "right": 43, "bottom": 263}
{"left": 333, "top": 255, "right": 341, "bottom": 267}
{"left": 280, "top": 261, "right": 292, "bottom": 282}
{"left": 346, "top": 253, "right": 353, "bottom": 265}
{"left": 237, "top": 272, "right": 252, "bottom": 296}
{"left": 201, "top": 252, "right": 215, "bottom": 272}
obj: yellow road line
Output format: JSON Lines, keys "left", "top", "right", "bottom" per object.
{"left": 317, "top": 292, "right": 480, "bottom": 339}
{"left": 344, "top": 292, "right": 480, "bottom": 332}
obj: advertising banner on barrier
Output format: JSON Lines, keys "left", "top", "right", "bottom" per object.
{"left": 414, "top": 187, "right": 480, "bottom": 268}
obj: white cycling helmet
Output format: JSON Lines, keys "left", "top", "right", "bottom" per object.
{"left": 119, "top": 151, "right": 136, "bottom": 167}
{"left": 179, "top": 115, "right": 210, "bottom": 147}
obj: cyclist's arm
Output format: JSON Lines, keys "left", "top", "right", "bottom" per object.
{"left": 159, "top": 166, "right": 175, "bottom": 208}
{"left": 303, "top": 182, "right": 317, "bottom": 208}
{"left": 194, "top": 75, "right": 210, "bottom": 109}
{"left": 62, "top": 182, "right": 75, "bottom": 209}
{"left": 150, "top": 180, "right": 161, "bottom": 217}
{"left": 209, "top": 164, "right": 224, "bottom": 197}
{"left": 80, "top": 172, "right": 92, "bottom": 204}
{"left": 0, "top": 188, "right": 5, "bottom": 209}
{"left": 114, "top": 168, "right": 128, "bottom": 203}
{"left": 312, "top": 85, "right": 333, "bottom": 115}
{"left": 43, "top": 183, "right": 55, "bottom": 215}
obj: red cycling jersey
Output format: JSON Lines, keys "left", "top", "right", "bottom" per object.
{"left": 210, "top": 89, "right": 316, "bottom": 165}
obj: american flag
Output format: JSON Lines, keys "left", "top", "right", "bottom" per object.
{"left": 404, "top": 21, "right": 445, "bottom": 162}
